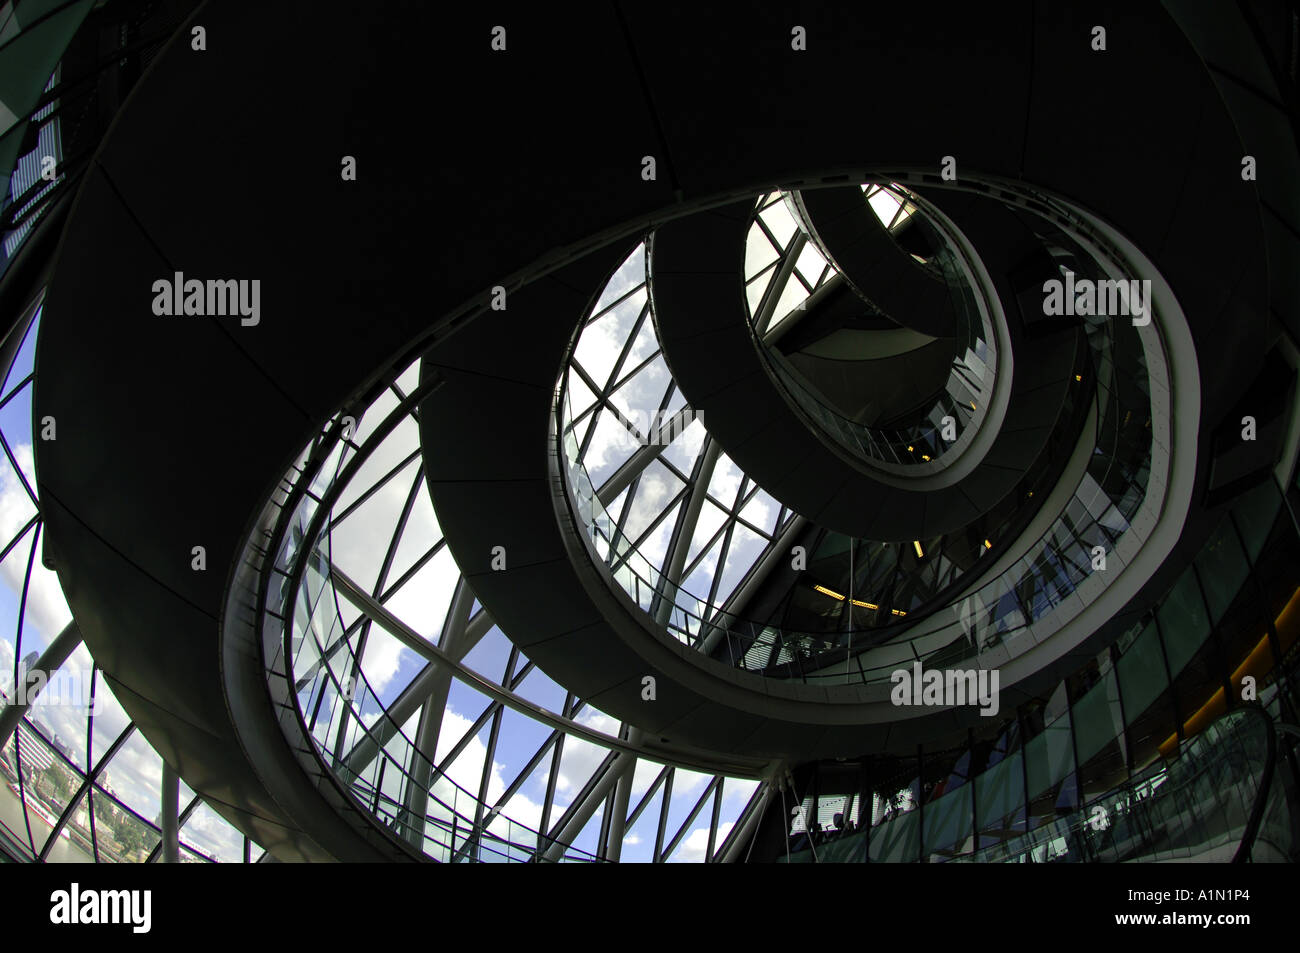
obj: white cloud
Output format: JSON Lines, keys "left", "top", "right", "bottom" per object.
{"left": 673, "top": 821, "right": 733, "bottom": 863}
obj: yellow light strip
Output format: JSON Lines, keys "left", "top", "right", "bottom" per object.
{"left": 913, "top": 540, "right": 924, "bottom": 558}
{"left": 814, "top": 585, "right": 904, "bottom": 616}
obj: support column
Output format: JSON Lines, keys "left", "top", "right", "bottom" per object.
{"left": 540, "top": 750, "right": 637, "bottom": 862}
{"left": 400, "top": 578, "right": 476, "bottom": 848}
{"left": 601, "top": 727, "right": 642, "bottom": 861}
{"left": 160, "top": 762, "right": 180, "bottom": 863}
{"left": 0, "top": 620, "right": 81, "bottom": 747}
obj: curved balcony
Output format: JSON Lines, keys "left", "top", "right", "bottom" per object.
{"left": 556, "top": 200, "right": 1161, "bottom": 688}
{"left": 744, "top": 186, "right": 997, "bottom": 477}
{"left": 648, "top": 180, "right": 1090, "bottom": 541}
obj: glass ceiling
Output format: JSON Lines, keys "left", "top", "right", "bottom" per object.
{"left": 258, "top": 343, "right": 763, "bottom": 862}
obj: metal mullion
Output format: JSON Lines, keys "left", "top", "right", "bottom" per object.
{"left": 537, "top": 727, "right": 566, "bottom": 854}
{"left": 596, "top": 445, "right": 653, "bottom": 507}
{"left": 431, "top": 660, "right": 537, "bottom": 783}
{"left": 327, "top": 446, "right": 422, "bottom": 528}
{"left": 566, "top": 357, "right": 604, "bottom": 405}
{"left": 337, "top": 565, "right": 767, "bottom": 777}
{"left": 536, "top": 747, "right": 621, "bottom": 861}
{"left": 566, "top": 401, "right": 600, "bottom": 450}
{"left": 607, "top": 316, "right": 657, "bottom": 393}
{"left": 753, "top": 211, "right": 784, "bottom": 254}
{"left": 0, "top": 513, "right": 38, "bottom": 568}
{"left": 705, "top": 778, "right": 724, "bottom": 862}
{"left": 571, "top": 364, "right": 609, "bottom": 462}
{"left": 705, "top": 517, "right": 740, "bottom": 610}
{"left": 753, "top": 232, "right": 807, "bottom": 335}
{"left": 37, "top": 723, "right": 137, "bottom": 862}
{"left": 662, "top": 775, "right": 721, "bottom": 861}
{"left": 578, "top": 399, "right": 636, "bottom": 463}
{"left": 86, "top": 667, "right": 99, "bottom": 862}
{"left": 455, "top": 653, "right": 512, "bottom": 862}
{"left": 649, "top": 446, "right": 720, "bottom": 622}
{"left": 607, "top": 484, "right": 691, "bottom": 577}
{"left": 482, "top": 646, "right": 521, "bottom": 790}
{"left": 656, "top": 452, "right": 697, "bottom": 488}
{"left": 0, "top": 426, "right": 37, "bottom": 506}
{"left": 745, "top": 259, "right": 779, "bottom": 297}
{"left": 614, "top": 472, "right": 641, "bottom": 532}
{"left": 481, "top": 729, "right": 564, "bottom": 832}
{"left": 713, "top": 783, "right": 769, "bottom": 862}
{"left": 329, "top": 461, "right": 427, "bottom": 756}
{"left": 652, "top": 767, "right": 675, "bottom": 862}
{"left": 596, "top": 393, "right": 651, "bottom": 446}
{"left": 624, "top": 764, "right": 671, "bottom": 831}
{"left": 596, "top": 788, "right": 617, "bottom": 858}
{"left": 730, "top": 511, "right": 774, "bottom": 541}
{"left": 371, "top": 460, "right": 426, "bottom": 595}
{"left": 594, "top": 402, "right": 689, "bottom": 504}
{"left": 727, "top": 472, "right": 749, "bottom": 513}
{"left": 585, "top": 280, "right": 647, "bottom": 328}
{"left": 338, "top": 658, "right": 438, "bottom": 771}
{"left": 295, "top": 607, "right": 370, "bottom": 694}
{"left": 376, "top": 539, "right": 446, "bottom": 605}
{"left": 599, "top": 302, "right": 652, "bottom": 400}
{"left": 678, "top": 519, "right": 728, "bottom": 587}
{"left": 330, "top": 624, "right": 370, "bottom": 765}
{"left": 146, "top": 795, "right": 203, "bottom": 863}
{"left": 10, "top": 520, "right": 40, "bottom": 729}
{"left": 0, "top": 372, "right": 33, "bottom": 408}
{"left": 620, "top": 484, "right": 692, "bottom": 557}
{"left": 792, "top": 268, "right": 815, "bottom": 296}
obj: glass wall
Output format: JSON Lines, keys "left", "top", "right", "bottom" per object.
{"left": 779, "top": 474, "right": 1300, "bottom": 861}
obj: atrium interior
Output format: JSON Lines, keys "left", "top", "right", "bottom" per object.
{"left": 0, "top": 1, "right": 1298, "bottom": 865}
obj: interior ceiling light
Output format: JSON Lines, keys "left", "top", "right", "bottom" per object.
{"left": 813, "top": 585, "right": 903, "bottom": 615}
